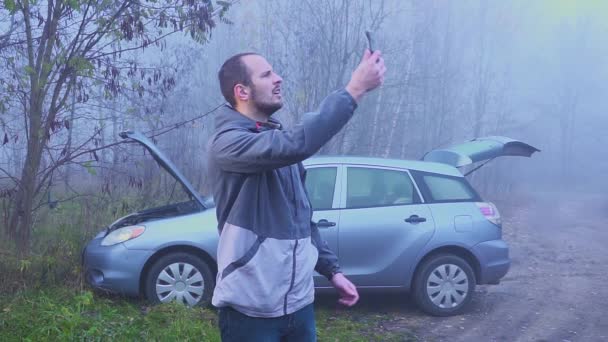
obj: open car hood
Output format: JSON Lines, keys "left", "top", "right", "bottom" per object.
{"left": 119, "top": 130, "right": 206, "bottom": 209}
{"left": 422, "top": 136, "right": 540, "bottom": 168}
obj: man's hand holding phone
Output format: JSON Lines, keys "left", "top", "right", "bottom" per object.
{"left": 346, "top": 48, "right": 386, "bottom": 103}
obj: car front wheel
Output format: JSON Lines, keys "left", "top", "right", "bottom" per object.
{"left": 412, "top": 254, "right": 476, "bottom": 316}
{"left": 144, "top": 252, "right": 215, "bottom": 307}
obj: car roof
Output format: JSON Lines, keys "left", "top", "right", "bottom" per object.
{"left": 304, "top": 155, "right": 462, "bottom": 177}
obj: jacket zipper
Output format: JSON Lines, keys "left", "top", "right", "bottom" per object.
{"left": 283, "top": 239, "right": 298, "bottom": 315}
{"left": 290, "top": 165, "right": 298, "bottom": 218}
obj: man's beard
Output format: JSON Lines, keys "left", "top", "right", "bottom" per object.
{"left": 251, "top": 86, "right": 283, "bottom": 116}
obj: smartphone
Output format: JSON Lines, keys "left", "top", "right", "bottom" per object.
{"left": 365, "top": 30, "right": 374, "bottom": 53}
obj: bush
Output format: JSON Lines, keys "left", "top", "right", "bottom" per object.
{"left": 0, "top": 195, "right": 138, "bottom": 295}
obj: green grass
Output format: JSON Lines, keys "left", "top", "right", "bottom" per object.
{"left": 0, "top": 289, "right": 220, "bottom": 341}
{"left": 0, "top": 288, "right": 415, "bottom": 341}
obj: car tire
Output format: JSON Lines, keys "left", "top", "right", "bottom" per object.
{"left": 412, "top": 254, "right": 476, "bottom": 316}
{"left": 144, "top": 252, "right": 215, "bottom": 307}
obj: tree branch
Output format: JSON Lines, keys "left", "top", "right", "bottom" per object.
{"left": 34, "top": 0, "right": 55, "bottom": 78}
{"left": 0, "top": 166, "right": 21, "bottom": 189}
{"left": 145, "top": 102, "right": 224, "bottom": 138}
{"left": 21, "top": 0, "right": 37, "bottom": 87}
{"left": 0, "top": 14, "right": 20, "bottom": 49}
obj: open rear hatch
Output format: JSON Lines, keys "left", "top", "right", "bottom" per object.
{"left": 422, "top": 136, "right": 540, "bottom": 174}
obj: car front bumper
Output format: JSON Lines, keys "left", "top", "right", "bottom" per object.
{"left": 82, "top": 234, "right": 152, "bottom": 296}
{"left": 473, "top": 239, "right": 511, "bottom": 285}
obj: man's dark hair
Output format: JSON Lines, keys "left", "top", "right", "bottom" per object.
{"left": 218, "top": 52, "right": 259, "bottom": 106}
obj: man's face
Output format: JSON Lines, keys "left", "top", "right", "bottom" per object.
{"left": 242, "top": 55, "right": 283, "bottom": 116}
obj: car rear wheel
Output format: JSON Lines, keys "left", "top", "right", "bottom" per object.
{"left": 144, "top": 252, "right": 215, "bottom": 307}
{"left": 412, "top": 254, "right": 476, "bottom": 316}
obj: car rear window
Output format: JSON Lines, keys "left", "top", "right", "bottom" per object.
{"left": 413, "top": 172, "right": 481, "bottom": 202}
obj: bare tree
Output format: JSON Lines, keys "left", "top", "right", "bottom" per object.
{"left": 258, "top": 0, "right": 389, "bottom": 154}
{"left": 0, "top": 0, "right": 237, "bottom": 254}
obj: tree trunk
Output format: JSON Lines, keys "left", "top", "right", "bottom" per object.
{"left": 369, "top": 86, "right": 384, "bottom": 155}
{"left": 64, "top": 85, "right": 76, "bottom": 193}
{"left": 384, "top": 40, "right": 415, "bottom": 158}
{"left": 8, "top": 98, "right": 45, "bottom": 254}
{"left": 384, "top": 94, "right": 405, "bottom": 158}
{"left": 473, "top": 0, "right": 488, "bottom": 139}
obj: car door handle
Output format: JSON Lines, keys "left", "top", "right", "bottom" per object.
{"left": 404, "top": 215, "right": 426, "bottom": 224}
{"left": 316, "top": 219, "right": 336, "bottom": 228}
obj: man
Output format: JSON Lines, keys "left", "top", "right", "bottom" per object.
{"left": 208, "top": 49, "right": 386, "bottom": 341}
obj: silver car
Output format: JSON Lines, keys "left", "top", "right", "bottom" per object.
{"left": 83, "top": 131, "right": 538, "bottom": 316}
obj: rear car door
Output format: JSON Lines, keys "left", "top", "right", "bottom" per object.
{"left": 337, "top": 165, "right": 435, "bottom": 287}
{"left": 304, "top": 164, "right": 342, "bottom": 287}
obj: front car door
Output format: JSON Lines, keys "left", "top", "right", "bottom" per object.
{"left": 304, "top": 164, "right": 342, "bottom": 287}
{"left": 337, "top": 165, "right": 436, "bottom": 287}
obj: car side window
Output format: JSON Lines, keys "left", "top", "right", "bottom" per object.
{"left": 346, "top": 167, "right": 418, "bottom": 209}
{"left": 305, "top": 167, "right": 337, "bottom": 210}
{"left": 422, "top": 174, "right": 477, "bottom": 201}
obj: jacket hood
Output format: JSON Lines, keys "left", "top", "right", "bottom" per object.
{"left": 214, "top": 105, "right": 283, "bottom": 131}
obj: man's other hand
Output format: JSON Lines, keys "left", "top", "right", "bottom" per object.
{"left": 345, "top": 49, "right": 387, "bottom": 102}
{"left": 330, "top": 273, "right": 359, "bottom": 307}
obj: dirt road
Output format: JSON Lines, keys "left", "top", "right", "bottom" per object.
{"left": 316, "top": 192, "right": 608, "bottom": 341}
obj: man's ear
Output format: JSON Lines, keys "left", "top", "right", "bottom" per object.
{"left": 234, "top": 84, "right": 250, "bottom": 102}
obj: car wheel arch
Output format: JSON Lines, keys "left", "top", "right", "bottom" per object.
{"left": 138, "top": 244, "right": 218, "bottom": 297}
{"left": 410, "top": 245, "right": 481, "bottom": 289}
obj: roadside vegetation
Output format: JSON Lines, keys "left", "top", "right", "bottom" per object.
{"left": 0, "top": 201, "right": 413, "bottom": 341}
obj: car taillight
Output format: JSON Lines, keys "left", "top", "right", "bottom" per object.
{"left": 476, "top": 202, "right": 501, "bottom": 226}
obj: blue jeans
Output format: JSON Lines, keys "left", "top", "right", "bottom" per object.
{"left": 218, "top": 304, "right": 317, "bottom": 342}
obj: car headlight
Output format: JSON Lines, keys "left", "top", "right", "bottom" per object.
{"left": 101, "top": 225, "right": 146, "bottom": 246}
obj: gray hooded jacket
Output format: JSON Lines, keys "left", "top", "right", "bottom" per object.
{"left": 208, "top": 89, "right": 357, "bottom": 317}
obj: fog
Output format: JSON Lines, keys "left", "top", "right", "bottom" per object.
{"left": 3, "top": 3, "right": 608, "bottom": 338}
{"left": 164, "top": 0, "right": 608, "bottom": 196}
{"left": 1, "top": 0, "right": 607, "bottom": 211}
